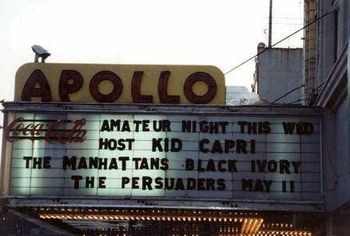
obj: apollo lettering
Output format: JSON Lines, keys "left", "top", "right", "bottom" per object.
{"left": 21, "top": 69, "right": 217, "bottom": 104}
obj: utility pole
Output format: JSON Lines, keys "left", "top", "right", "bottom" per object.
{"left": 268, "top": 0, "right": 273, "bottom": 47}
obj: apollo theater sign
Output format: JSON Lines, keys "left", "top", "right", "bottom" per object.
{"left": 0, "top": 63, "right": 323, "bottom": 212}
{"left": 14, "top": 63, "right": 225, "bottom": 104}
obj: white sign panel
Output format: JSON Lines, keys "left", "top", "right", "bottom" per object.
{"left": 3, "top": 110, "right": 321, "bottom": 203}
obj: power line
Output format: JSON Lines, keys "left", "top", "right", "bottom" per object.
{"left": 272, "top": 81, "right": 325, "bottom": 105}
{"left": 271, "top": 84, "right": 305, "bottom": 104}
{"left": 224, "top": 8, "right": 335, "bottom": 76}
{"left": 287, "top": 98, "right": 307, "bottom": 105}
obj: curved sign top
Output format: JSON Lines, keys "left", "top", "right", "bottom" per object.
{"left": 15, "top": 63, "right": 226, "bottom": 104}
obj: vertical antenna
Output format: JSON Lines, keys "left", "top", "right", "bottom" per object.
{"left": 268, "top": 0, "right": 273, "bottom": 47}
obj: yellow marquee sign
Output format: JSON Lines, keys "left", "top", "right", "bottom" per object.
{"left": 15, "top": 63, "right": 225, "bottom": 104}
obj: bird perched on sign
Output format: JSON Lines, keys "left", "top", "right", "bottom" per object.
{"left": 32, "top": 45, "right": 51, "bottom": 63}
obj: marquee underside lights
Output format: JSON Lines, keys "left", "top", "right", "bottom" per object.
{"left": 32, "top": 207, "right": 313, "bottom": 235}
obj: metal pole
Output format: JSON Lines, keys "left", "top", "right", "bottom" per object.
{"left": 268, "top": 0, "right": 273, "bottom": 47}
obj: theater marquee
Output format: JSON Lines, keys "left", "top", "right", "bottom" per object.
{"left": 1, "top": 103, "right": 322, "bottom": 211}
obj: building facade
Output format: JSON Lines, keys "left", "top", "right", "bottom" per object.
{"left": 304, "top": 0, "right": 350, "bottom": 235}
{"left": 253, "top": 43, "right": 304, "bottom": 104}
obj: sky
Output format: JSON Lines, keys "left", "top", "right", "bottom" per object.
{"left": 0, "top": 0, "right": 304, "bottom": 103}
